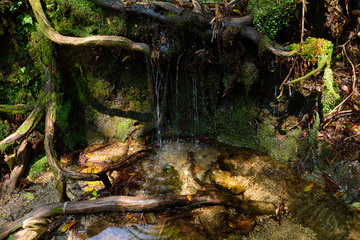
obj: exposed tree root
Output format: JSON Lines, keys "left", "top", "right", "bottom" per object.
{"left": 0, "top": 190, "right": 276, "bottom": 239}
{"left": 0, "top": 139, "right": 30, "bottom": 198}
{"left": 29, "top": 0, "right": 150, "bottom": 54}
{"left": 0, "top": 94, "right": 46, "bottom": 153}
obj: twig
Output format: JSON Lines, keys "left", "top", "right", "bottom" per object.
{"left": 300, "top": 0, "right": 306, "bottom": 45}
{"left": 327, "top": 92, "right": 353, "bottom": 116}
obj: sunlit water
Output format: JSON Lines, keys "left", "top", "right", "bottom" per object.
{"left": 75, "top": 140, "right": 359, "bottom": 240}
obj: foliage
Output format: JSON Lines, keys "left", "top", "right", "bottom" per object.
{"left": 44, "top": 0, "right": 125, "bottom": 37}
{"left": 0, "top": 3, "right": 43, "bottom": 105}
{"left": 0, "top": 120, "right": 11, "bottom": 140}
{"left": 248, "top": 0, "right": 301, "bottom": 39}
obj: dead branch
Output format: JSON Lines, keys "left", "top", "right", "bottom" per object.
{"left": 0, "top": 190, "right": 276, "bottom": 239}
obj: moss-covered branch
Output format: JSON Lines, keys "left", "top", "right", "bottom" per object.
{"left": 0, "top": 94, "right": 46, "bottom": 153}
{"left": 29, "top": 0, "right": 150, "bottom": 54}
{"left": 0, "top": 104, "right": 34, "bottom": 114}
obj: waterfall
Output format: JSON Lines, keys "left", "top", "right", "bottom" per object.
{"left": 192, "top": 75, "right": 198, "bottom": 136}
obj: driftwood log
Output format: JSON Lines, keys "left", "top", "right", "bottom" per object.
{"left": 0, "top": 190, "right": 276, "bottom": 240}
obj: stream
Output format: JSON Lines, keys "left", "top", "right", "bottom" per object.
{"left": 19, "top": 139, "right": 358, "bottom": 240}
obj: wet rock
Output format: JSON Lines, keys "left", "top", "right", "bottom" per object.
{"left": 210, "top": 168, "right": 246, "bottom": 194}
{"left": 192, "top": 206, "right": 229, "bottom": 234}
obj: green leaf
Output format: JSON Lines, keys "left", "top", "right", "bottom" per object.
{"left": 20, "top": 67, "right": 26, "bottom": 73}
{"left": 352, "top": 202, "right": 360, "bottom": 208}
{"left": 22, "top": 16, "right": 33, "bottom": 25}
{"left": 303, "top": 183, "right": 314, "bottom": 192}
{"left": 23, "top": 192, "right": 35, "bottom": 199}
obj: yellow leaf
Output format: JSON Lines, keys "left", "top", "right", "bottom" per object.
{"left": 93, "top": 166, "right": 99, "bottom": 173}
{"left": 228, "top": 222, "right": 236, "bottom": 228}
{"left": 233, "top": 9, "right": 241, "bottom": 15}
{"left": 60, "top": 223, "right": 68, "bottom": 233}
{"left": 68, "top": 220, "right": 78, "bottom": 229}
{"left": 124, "top": 189, "right": 130, "bottom": 195}
{"left": 100, "top": 157, "right": 105, "bottom": 161}
{"left": 86, "top": 153, "right": 92, "bottom": 157}
{"left": 83, "top": 186, "right": 94, "bottom": 192}
{"left": 187, "top": 194, "right": 192, "bottom": 202}
{"left": 303, "top": 183, "right": 314, "bottom": 192}
{"left": 128, "top": 173, "right": 135, "bottom": 176}
{"left": 86, "top": 167, "right": 92, "bottom": 173}
{"left": 333, "top": 192, "right": 343, "bottom": 198}
{"left": 87, "top": 181, "right": 100, "bottom": 186}
{"left": 105, "top": 17, "right": 111, "bottom": 25}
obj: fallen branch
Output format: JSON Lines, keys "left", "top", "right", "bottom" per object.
{"left": 0, "top": 190, "right": 276, "bottom": 239}
{"left": 0, "top": 104, "right": 34, "bottom": 115}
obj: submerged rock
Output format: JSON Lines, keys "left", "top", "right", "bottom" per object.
{"left": 210, "top": 168, "right": 246, "bottom": 195}
{"left": 192, "top": 205, "right": 229, "bottom": 234}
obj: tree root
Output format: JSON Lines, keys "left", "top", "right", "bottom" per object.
{"left": 0, "top": 94, "right": 46, "bottom": 153}
{"left": 29, "top": 0, "right": 150, "bottom": 54}
{"left": 0, "top": 190, "right": 276, "bottom": 239}
{"left": 0, "top": 139, "right": 30, "bottom": 198}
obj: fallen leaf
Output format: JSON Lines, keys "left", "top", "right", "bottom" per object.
{"left": 333, "top": 192, "right": 343, "bottom": 198}
{"left": 67, "top": 220, "right": 78, "bottom": 229}
{"left": 303, "top": 183, "right": 314, "bottom": 192}
{"left": 187, "top": 194, "right": 192, "bottom": 202}
{"left": 86, "top": 167, "right": 92, "bottom": 174}
{"left": 233, "top": 9, "right": 241, "bottom": 15}
{"left": 105, "top": 17, "right": 111, "bottom": 25}
{"left": 60, "top": 223, "right": 68, "bottom": 233}
{"left": 352, "top": 202, "right": 360, "bottom": 208}
{"left": 23, "top": 192, "right": 35, "bottom": 200}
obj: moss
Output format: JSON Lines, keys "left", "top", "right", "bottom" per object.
{"left": 248, "top": 0, "right": 301, "bottom": 39}
{"left": 240, "top": 61, "right": 259, "bottom": 95}
{"left": 114, "top": 117, "right": 134, "bottom": 142}
{"left": 256, "top": 112, "right": 305, "bottom": 162}
{"left": 26, "top": 155, "right": 49, "bottom": 178}
{"left": 322, "top": 67, "right": 340, "bottom": 115}
{"left": 44, "top": 0, "right": 125, "bottom": 37}
{"left": 162, "top": 165, "right": 182, "bottom": 193}
{"left": 216, "top": 96, "right": 259, "bottom": 148}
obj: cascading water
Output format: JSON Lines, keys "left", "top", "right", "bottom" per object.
{"left": 192, "top": 75, "right": 199, "bottom": 135}
{"left": 174, "top": 54, "right": 182, "bottom": 130}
